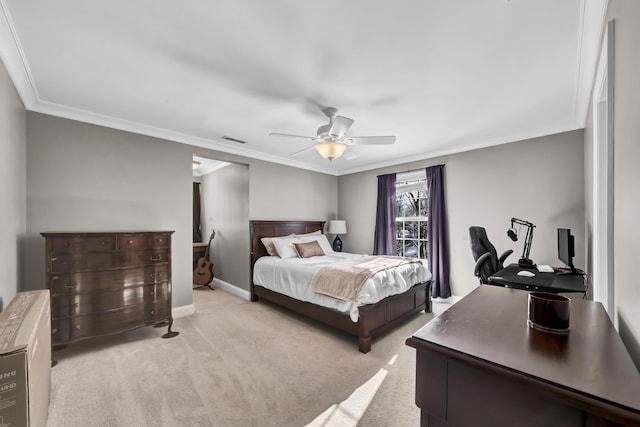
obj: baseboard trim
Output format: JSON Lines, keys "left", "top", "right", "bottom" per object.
{"left": 213, "top": 278, "right": 251, "bottom": 301}
{"left": 172, "top": 304, "right": 195, "bottom": 319}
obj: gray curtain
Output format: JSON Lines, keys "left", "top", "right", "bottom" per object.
{"left": 373, "top": 173, "right": 397, "bottom": 255}
{"left": 426, "top": 165, "right": 451, "bottom": 298}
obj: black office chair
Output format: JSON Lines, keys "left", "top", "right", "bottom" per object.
{"left": 469, "top": 226, "right": 513, "bottom": 284}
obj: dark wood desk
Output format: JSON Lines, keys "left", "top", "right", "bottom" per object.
{"left": 406, "top": 285, "right": 640, "bottom": 427}
{"left": 489, "top": 263, "right": 587, "bottom": 294}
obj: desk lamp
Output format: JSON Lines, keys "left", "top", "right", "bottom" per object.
{"left": 507, "top": 218, "right": 536, "bottom": 268}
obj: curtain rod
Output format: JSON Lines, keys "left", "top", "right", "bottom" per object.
{"left": 376, "top": 164, "right": 445, "bottom": 178}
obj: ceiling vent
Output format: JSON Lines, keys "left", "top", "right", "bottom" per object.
{"left": 221, "top": 136, "right": 247, "bottom": 144}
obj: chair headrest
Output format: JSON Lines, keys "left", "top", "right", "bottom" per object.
{"left": 469, "top": 226, "right": 497, "bottom": 260}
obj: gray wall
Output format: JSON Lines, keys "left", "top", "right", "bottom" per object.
{"left": 339, "top": 130, "right": 585, "bottom": 297}
{"left": 24, "top": 113, "right": 339, "bottom": 307}
{"left": 249, "top": 160, "right": 338, "bottom": 221}
{"left": 200, "top": 163, "right": 250, "bottom": 290}
{"left": 25, "top": 113, "right": 194, "bottom": 308}
{"left": 0, "top": 60, "right": 26, "bottom": 308}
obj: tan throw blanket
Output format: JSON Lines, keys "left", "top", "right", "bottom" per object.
{"left": 312, "top": 256, "right": 422, "bottom": 303}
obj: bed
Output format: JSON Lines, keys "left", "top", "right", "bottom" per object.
{"left": 250, "top": 220, "right": 432, "bottom": 353}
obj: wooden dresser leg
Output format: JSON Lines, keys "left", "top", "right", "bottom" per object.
{"left": 162, "top": 319, "right": 179, "bottom": 338}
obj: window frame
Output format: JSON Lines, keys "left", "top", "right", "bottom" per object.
{"left": 395, "top": 171, "right": 428, "bottom": 260}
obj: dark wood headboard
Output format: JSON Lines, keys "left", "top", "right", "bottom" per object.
{"left": 249, "top": 220, "right": 326, "bottom": 299}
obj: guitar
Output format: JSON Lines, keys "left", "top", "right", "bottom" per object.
{"left": 193, "top": 230, "right": 215, "bottom": 287}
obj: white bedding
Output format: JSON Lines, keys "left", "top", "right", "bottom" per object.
{"left": 253, "top": 252, "right": 432, "bottom": 322}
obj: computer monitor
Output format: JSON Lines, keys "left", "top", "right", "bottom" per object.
{"left": 557, "top": 228, "right": 576, "bottom": 273}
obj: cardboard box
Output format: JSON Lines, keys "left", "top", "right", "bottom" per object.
{"left": 0, "top": 290, "right": 51, "bottom": 427}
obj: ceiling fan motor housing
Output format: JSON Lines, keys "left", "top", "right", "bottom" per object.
{"left": 317, "top": 124, "right": 337, "bottom": 140}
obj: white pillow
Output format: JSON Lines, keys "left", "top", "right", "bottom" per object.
{"left": 261, "top": 234, "right": 294, "bottom": 256}
{"left": 294, "top": 230, "right": 322, "bottom": 238}
{"left": 298, "top": 234, "right": 334, "bottom": 254}
{"left": 271, "top": 236, "right": 300, "bottom": 259}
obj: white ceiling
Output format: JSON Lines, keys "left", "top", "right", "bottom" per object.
{"left": 0, "top": 0, "right": 607, "bottom": 176}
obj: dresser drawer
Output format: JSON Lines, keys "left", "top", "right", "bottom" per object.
{"left": 51, "top": 236, "right": 117, "bottom": 253}
{"left": 51, "top": 283, "right": 169, "bottom": 317}
{"left": 49, "top": 265, "right": 168, "bottom": 294}
{"left": 51, "top": 319, "right": 71, "bottom": 344}
{"left": 50, "top": 249, "right": 168, "bottom": 273}
{"left": 118, "top": 249, "right": 168, "bottom": 266}
{"left": 117, "top": 233, "right": 170, "bottom": 250}
{"left": 50, "top": 253, "right": 118, "bottom": 272}
{"left": 53, "top": 302, "right": 169, "bottom": 343}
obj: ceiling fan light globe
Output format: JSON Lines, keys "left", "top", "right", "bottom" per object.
{"left": 315, "top": 141, "right": 347, "bottom": 160}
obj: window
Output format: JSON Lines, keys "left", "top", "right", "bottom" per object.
{"left": 395, "top": 170, "right": 428, "bottom": 259}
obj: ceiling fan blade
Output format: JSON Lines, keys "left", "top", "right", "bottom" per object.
{"left": 345, "top": 136, "right": 396, "bottom": 145}
{"left": 328, "top": 116, "right": 354, "bottom": 138}
{"left": 269, "top": 132, "right": 316, "bottom": 141}
{"left": 342, "top": 147, "right": 358, "bottom": 160}
{"left": 288, "top": 145, "right": 317, "bottom": 157}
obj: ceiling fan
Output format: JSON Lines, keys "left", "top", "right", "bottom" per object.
{"left": 269, "top": 107, "right": 396, "bottom": 161}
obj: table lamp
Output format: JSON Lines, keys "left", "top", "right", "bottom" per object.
{"left": 328, "top": 220, "right": 347, "bottom": 252}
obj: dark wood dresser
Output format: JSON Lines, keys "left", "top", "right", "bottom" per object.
{"left": 406, "top": 285, "right": 640, "bottom": 427}
{"left": 41, "top": 231, "right": 179, "bottom": 346}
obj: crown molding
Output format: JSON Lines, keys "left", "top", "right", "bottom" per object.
{"left": 30, "top": 99, "right": 340, "bottom": 175}
{"left": 336, "top": 124, "right": 583, "bottom": 176}
{"left": 0, "top": 0, "right": 38, "bottom": 107}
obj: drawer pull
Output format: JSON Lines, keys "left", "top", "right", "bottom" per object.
{"left": 150, "top": 255, "right": 162, "bottom": 261}
{"left": 74, "top": 325, "right": 81, "bottom": 330}
{"left": 51, "top": 257, "right": 58, "bottom": 261}
{"left": 128, "top": 240, "right": 134, "bottom": 244}
{"left": 101, "top": 240, "right": 108, "bottom": 245}
{"left": 52, "top": 328, "right": 58, "bottom": 334}
{"left": 64, "top": 282, "right": 77, "bottom": 288}
{"left": 150, "top": 310, "right": 155, "bottom": 315}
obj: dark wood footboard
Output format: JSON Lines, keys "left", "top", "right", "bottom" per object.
{"left": 357, "top": 281, "right": 430, "bottom": 352}
{"left": 254, "top": 281, "right": 431, "bottom": 353}
{"left": 249, "top": 220, "right": 432, "bottom": 353}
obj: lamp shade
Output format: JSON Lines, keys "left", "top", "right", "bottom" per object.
{"left": 315, "top": 142, "right": 347, "bottom": 160}
{"left": 328, "top": 220, "right": 347, "bottom": 235}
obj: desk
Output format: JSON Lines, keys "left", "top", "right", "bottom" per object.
{"left": 406, "top": 285, "right": 640, "bottom": 426}
{"left": 489, "top": 263, "right": 586, "bottom": 294}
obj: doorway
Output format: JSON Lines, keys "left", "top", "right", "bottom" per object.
{"left": 192, "top": 155, "right": 250, "bottom": 297}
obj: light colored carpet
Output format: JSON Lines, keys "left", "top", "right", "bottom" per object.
{"left": 47, "top": 288, "right": 440, "bottom": 426}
